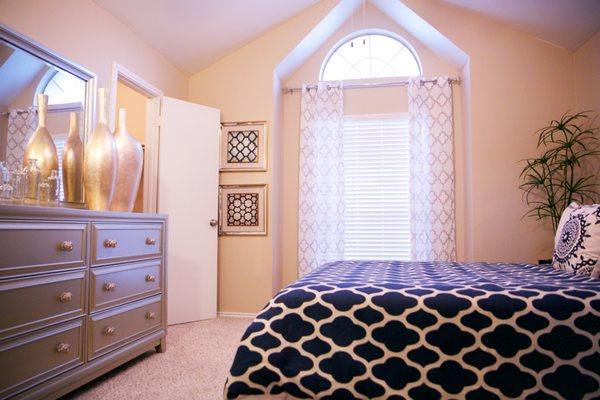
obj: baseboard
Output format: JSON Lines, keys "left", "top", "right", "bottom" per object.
{"left": 217, "top": 311, "right": 256, "bottom": 318}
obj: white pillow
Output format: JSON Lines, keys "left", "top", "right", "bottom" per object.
{"left": 552, "top": 202, "right": 600, "bottom": 277}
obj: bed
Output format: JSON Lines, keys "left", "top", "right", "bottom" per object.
{"left": 224, "top": 260, "right": 600, "bottom": 399}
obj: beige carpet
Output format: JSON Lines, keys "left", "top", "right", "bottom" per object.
{"left": 64, "top": 317, "right": 252, "bottom": 400}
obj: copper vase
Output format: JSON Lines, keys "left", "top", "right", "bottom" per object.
{"left": 111, "top": 108, "right": 143, "bottom": 212}
{"left": 23, "top": 94, "right": 58, "bottom": 194}
{"left": 84, "top": 88, "right": 117, "bottom": 211}
{"left": 62, "top": 112, "right": 84, "bottom": 203}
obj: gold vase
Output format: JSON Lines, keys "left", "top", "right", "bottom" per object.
{"left": 111, "top": 108, "right": 143, "bottom": 212}
{"left": 62, "top": 112, "right": 84, "bottom": 203}
{"left": 23, "top": 94, "right": 58, "bottom": 195}
{"left": 84, "top": 88, "right": 117, "bottom": 211}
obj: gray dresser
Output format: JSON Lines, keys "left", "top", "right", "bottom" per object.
{"left": 0, "top": 204, "right": 168, "bottom": 400}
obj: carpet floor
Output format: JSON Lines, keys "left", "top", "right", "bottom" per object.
{"left": 64, "top": 317, "right": 252, "bottom": 400}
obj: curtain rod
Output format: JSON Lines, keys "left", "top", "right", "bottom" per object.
{"left": 282, "top": 77, "right": 461, "bottom": 94}
{"left": 2, "top": 103, "right": 83, "bottom": 117}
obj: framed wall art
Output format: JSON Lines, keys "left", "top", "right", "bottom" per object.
{"left": 218, "top": 184, "right": 267, "bottom": 236}
{"left": 220, "top": 121, "right": 267, "bottom": 171}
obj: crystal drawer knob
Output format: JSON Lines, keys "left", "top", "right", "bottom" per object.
{"left": 145, "top": 274, "right": 156, "bottom": 283}
{"left": 103, "top": 282, "right": 117, "bottom": 292}
{"left": 103, "top": 239, "right": 118, "bottom": 248}
{"left": 145, "top": 311, "right": 156, "bottom": 320}
{"left": 145, "top": 237, "right": 156, "bottom": 245}
{"left": 58, "top": 291, "right": 73, "bottom": 302}
{"left": 103, "top": 326, "right": 116, "bottom": 336}
{"left": 59, "top": 241, "right": 74, "bottom": 252}
{"left": 56, "top": 342, "right": 71, "bottom": 354}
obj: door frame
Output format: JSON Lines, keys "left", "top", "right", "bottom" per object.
{"left": 109, "top": 61, "right": 163, "bottom": 213}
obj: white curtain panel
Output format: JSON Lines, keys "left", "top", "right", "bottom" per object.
{"left": 408, "top": 77, "right": 456, "bottom": 261}
{"left": 6, "top": 108, "right": 36, "bottom": 171}
{"left": 298, "top": 82, "right": 344, "bottom": 277}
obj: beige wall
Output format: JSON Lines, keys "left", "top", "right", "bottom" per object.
{"left": 281, "top": 4, "right": 463, "bottom": 286}
{"left": 0, "top": 0, "right": 187, "bottom": 100}
{"left": 574, "top": 30, "right": 600, "bottom": 199}
{"left": 189, "top": 0, "right": 342, "bottom": 313}
{"left": 574, "top": 30, "right": 600, "bottom": 113}
{"left": 402, "top": 0, "right": 576, "bottom": 264}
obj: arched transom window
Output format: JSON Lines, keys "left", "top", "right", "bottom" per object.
{"left": 35, "top": 69, "right": 86, "bottom": 106}
{"left": 321, "top": 32, "right": 421, "bottom": 81}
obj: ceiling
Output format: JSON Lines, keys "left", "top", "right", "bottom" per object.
{"left": 93, "top": 0, "right": 600, "bottom": 76}
{"left": 440, "top": 0, "right": 600, "bottom": 50}
{"left": 0, "top": 42, "right": 46, "bottom": 108}
{"left": 93, "top": 0, "right": 320, "bottom": 75}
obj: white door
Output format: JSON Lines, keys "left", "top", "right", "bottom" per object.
{"left": 158, "top": 96, "right": 220, "bottom": 324}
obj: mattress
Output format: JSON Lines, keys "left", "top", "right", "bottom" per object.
{"left": 224, "top": 261, "right": 600, "bottom": 399}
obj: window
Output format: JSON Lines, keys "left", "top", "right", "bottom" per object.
{"left": 321, "top": 32, "right": 421, "bottom": 81}
{"left": 343, "top": 114, "right": 410, "bottom": 260}
{"left": 36, "top": 69, "right": 85, "bottom": 106}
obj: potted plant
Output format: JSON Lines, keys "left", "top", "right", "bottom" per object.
{"left": 519, "top": 111, "right": 599, "bottom": 264}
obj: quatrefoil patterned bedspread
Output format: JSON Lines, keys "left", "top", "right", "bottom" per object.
{"left": 224, "top": 261, "right": 600, "bottom": 399}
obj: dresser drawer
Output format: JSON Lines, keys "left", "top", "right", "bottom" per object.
{"left": 0, "top": 271, "right": 86, "bottom": 340}
{"left": 0, "top": 222, "right": 86, "bottom": 277}
{"left": 88, "top": 296, "right": 162, "bottom": 360}
{"left": 0, "top": 318, "right": 84, "bottom": 399}
{"left": 91, "top": 223, "right": 162, "bottom": 265}
{"left": 90, "top": 260, "right": 162, "bottom": 312}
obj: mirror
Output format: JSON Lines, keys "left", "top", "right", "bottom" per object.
{"left": 0, "top": 24, "right": 96, "bottom": 204}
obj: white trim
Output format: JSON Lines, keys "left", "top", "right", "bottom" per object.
{"left": 217, "top": 311, "right": 256, "bottom": 319}
{"left": 319, "top": 28, "right": 423, "bottom": 81}
{"left": 109, "top": 61, "right": 163, "bottom": 213}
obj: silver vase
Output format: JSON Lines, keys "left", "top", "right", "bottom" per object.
{"left": 111, "top": 108, "right": 143, "bottom": 212}
{"left": 62, "top": 112, "right": 84, "bottom": 203}
{"left": 23, "top": 94, "right": 58, "bottom": 197}
{"left": 84, "top": 88, "right": 117, "bottom": 211}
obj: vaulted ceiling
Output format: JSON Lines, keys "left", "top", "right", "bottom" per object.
{"left": 92, "top": 0, "right": 321, "bottom": 75}
{"left": 440, "top": 0, "right": 600, "bottom": 50}
{"left": 93, "top": 0, "right": 600, "bottom": 76}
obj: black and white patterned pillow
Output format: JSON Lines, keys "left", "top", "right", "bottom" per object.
{"left": 552, "top": 202, "right": 600, "bottom": 277}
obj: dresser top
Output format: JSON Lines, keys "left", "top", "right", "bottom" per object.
{"left": 0, "top": 203, "right": 167, "bottom": 221}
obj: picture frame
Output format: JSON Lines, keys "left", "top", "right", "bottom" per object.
{"left": 220, "top": 121, "right": 267, "bottom": 172}
{"left": 218, "top": 184, "right": 267, "bottom": 236}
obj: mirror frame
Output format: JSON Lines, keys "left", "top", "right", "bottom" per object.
{"left": 0, "top": 23, "right": 97, "bottom": 205}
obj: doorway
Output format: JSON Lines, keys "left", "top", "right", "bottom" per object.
{"left": 109, "top": 62, "right": 162, "bottom": 213}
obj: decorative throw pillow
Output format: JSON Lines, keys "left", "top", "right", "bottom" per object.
{"left": 552, "top": 202, "right": 600, "bottom": 277}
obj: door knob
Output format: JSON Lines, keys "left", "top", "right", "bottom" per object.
{"left": 209, "top": 219, "right": 218, "bottom": 227}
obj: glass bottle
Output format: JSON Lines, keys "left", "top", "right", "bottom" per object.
{"left": 25, "top": 158, "right": 41, "bottom": 200}
{"left": 11, "top": 169, "right": 26, "bottom": 201}
{"left": 38, "top": 179, "right": 50, "bottom": 203}
{"left": 0, "top": 169, "right": 13, "bottom": 201}
{"left": 0, "top": 162, "right": 8, "bottom": 186}
{"left": 47, "top": 169, "right": 59, "bottom": 202}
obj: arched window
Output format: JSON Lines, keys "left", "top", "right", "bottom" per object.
{"left": 35, "top": 68, "right": 85, "bottom": 105}
{"left": 321, "top": 31, "right": 421, "bottom": 81}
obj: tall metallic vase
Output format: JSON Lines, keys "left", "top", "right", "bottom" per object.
{"left": 111, "top": 108, "right": 143, "bottom": 212}
{"left": 62, "top": 112, "right": 84, "bottom": 203}
{"left": 23, "top": 94, "right": 58, "bottom": 197}
{"left": 84, "top": 88, "right": 117, "bottom": 211}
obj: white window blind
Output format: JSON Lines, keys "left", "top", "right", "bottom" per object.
{"left": 343, "top": 113, "right": 411, "bottom": 260}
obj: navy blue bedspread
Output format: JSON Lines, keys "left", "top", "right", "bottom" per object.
{"left": 224, "top": 261, "right": 600, "bottom": 399}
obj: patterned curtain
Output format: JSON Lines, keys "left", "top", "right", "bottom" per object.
{"left": 408, "top": 77, "right": 456, "bottom": 261}
{"left": 298, "top": 82, "right": 344, "bottom": 277}
{"left": 6, "top": 109, "right": 36, "bottom": 171}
